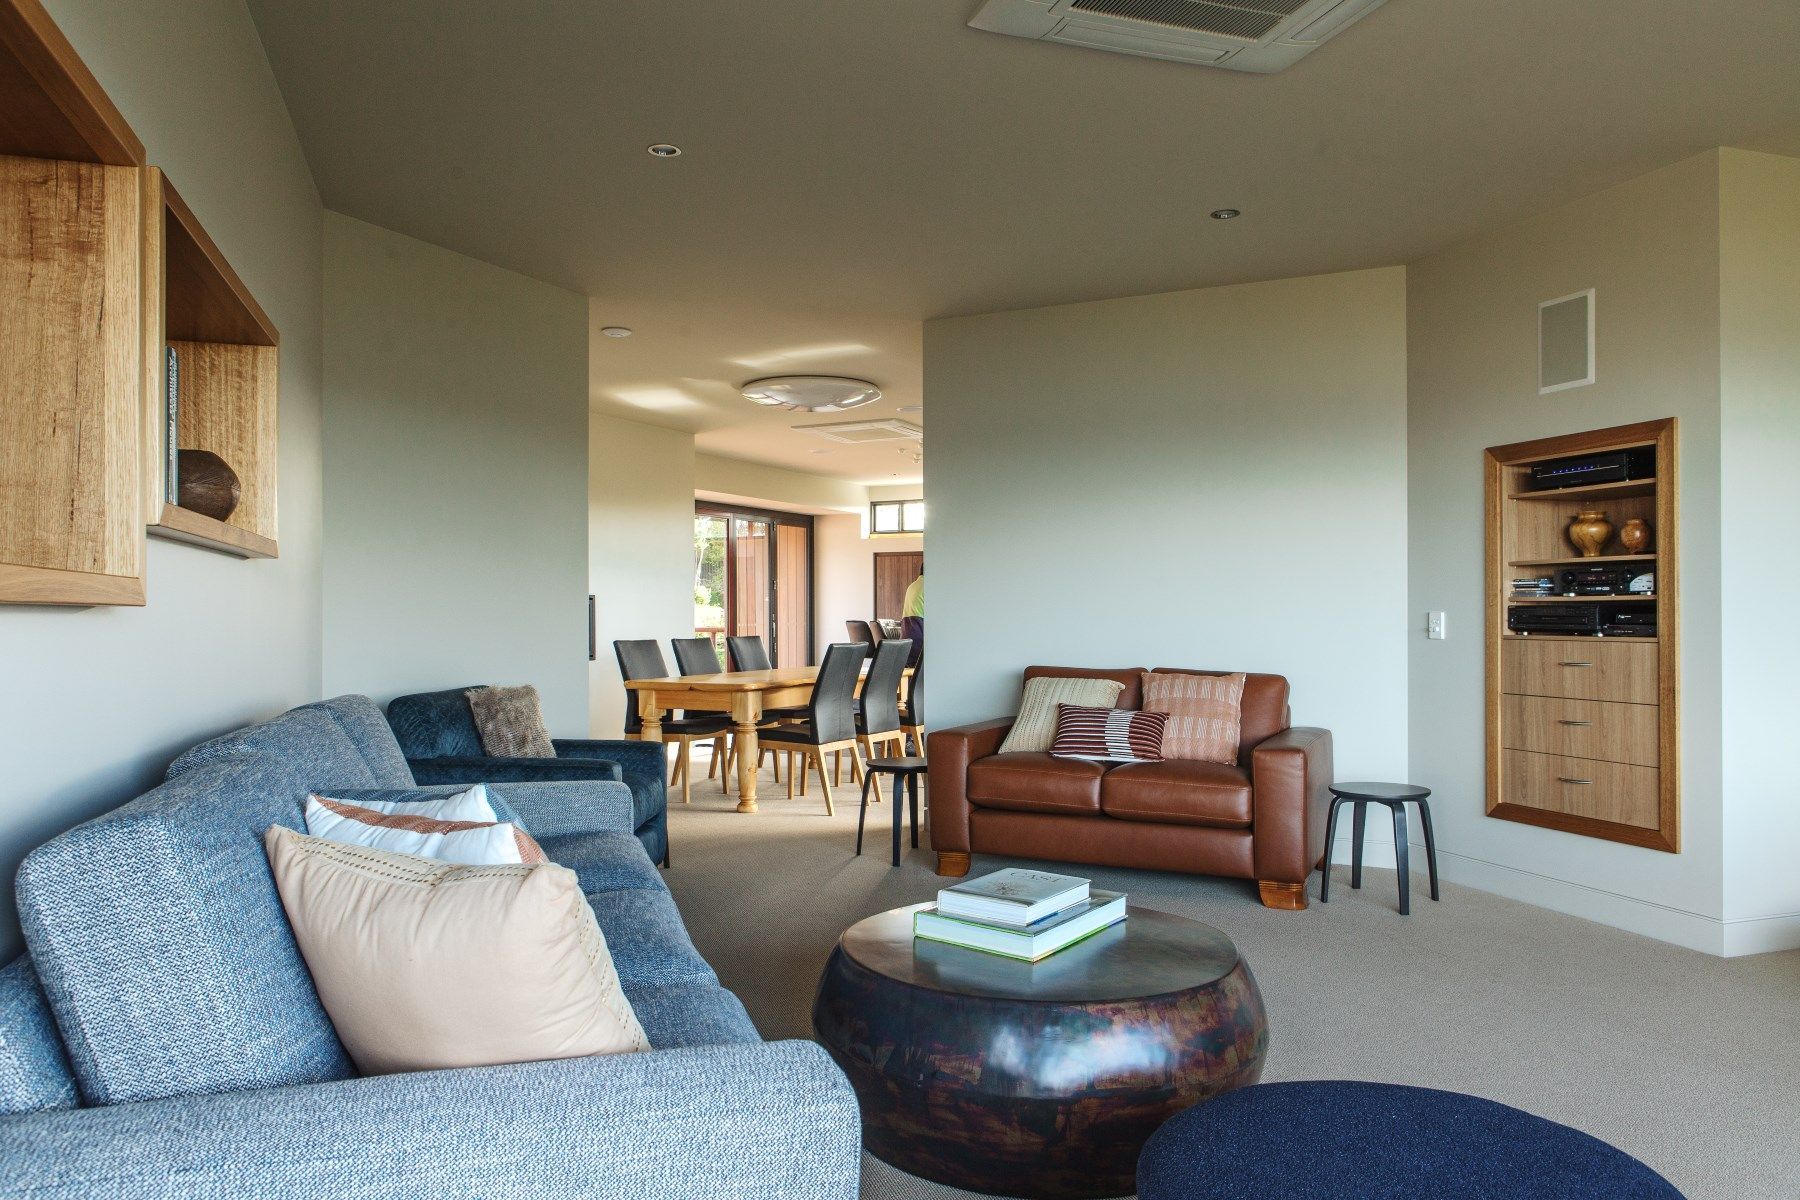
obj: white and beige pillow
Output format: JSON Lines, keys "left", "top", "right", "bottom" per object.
{"left": 332, "top": 783, "right": 499, "bottom": 824}
{"left": 304, "top": 794, "right": 545, "bottom": 866}
{"left": 998, "top": 676, "right": 1128, "bottom": 755}
{"left": 266, "top": 827, "right": 649, "bottom": 1076}
{"left": 1140, "top": 671, "right": 1247, "bottom": 765}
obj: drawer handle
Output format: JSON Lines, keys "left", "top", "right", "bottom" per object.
{"left": 1558, "top": 719, "right": 1593, "bottom": 727}
{"left": 1558, "top": 661, "right": 1594, "bottom": 668}
{"left": 1558, "top": 777, "right": 1594, "bottom": 786}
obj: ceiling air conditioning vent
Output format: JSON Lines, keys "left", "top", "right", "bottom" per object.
{"left": 968, "top": 0, "right": 1389, "bottom": 73}
{"left": 794, "top": 419, "right": 923, "bottom": 445}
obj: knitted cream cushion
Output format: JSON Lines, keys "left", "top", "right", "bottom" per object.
{"left": 265, "top": 827, "right": 648, "bottom": 1076}
{"left": 998, "top": 676, "right": 1128, "bottom": 755}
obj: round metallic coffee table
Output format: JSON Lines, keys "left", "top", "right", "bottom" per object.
{"left": 811, "top": 904, "right": 1267, "bottom": 1200}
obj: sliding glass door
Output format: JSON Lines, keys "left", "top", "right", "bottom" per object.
{"left": 694, "top": 504, "right": 812, "bottom": 667}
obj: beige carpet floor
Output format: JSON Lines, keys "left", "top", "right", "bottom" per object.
{"left": 661, "top": 756, "right": 1800, "bottom": 1200}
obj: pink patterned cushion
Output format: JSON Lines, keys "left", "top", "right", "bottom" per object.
{"left": 1050, "top": 704, "right": 1168, "bottom": 763}
{"left": 1140, "top": 671, "right": 1246, "bottom": 766}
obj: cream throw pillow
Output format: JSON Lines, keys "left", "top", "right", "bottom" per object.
{"left": 997, "top": 676, "right": 1128, "bottom": 754}
{"left": 265, "top": 827, "right": 649, "bottom": 1075}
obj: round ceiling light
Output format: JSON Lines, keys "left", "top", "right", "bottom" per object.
{"left": 1210, "top": 208, "right": 1242, "bottom": 220}
{"left": 739, "top": 376, "right": 882, "bottom": 412}
{"left": 600, "top": 326, "right": 633, "bottom": 338}
{"left": 647, "top": 143, "right": 682, "bottom": 157}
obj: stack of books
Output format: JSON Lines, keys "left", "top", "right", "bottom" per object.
{"left": 913, "top": 868, "right": 1127, "bottom": 962}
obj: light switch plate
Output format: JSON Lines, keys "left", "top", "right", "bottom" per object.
{"left": 1426, "top": 611, "right": 1447, "bottom": 640}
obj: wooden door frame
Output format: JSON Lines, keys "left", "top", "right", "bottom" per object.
{"left": 873, "top": 550, "right": 924, "bottom": 623}
{"left": 696, "top": 502, "right": 814, "bottom": 665}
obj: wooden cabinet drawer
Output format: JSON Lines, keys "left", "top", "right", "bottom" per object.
{"left": 1501, "top": 638, "right": 1657, "bottom": 704}
{"left": 1502, "top": 750, "right": 1659, "bottom": 829}
{"left": 1501, "top": 695, "right": 1658, "bottom": 767}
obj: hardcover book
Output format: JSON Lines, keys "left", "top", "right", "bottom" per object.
{"left": 165, "top": 346, "right": 179, "bottom": 503}
{"left": 915, "top": 892, "right": 1127, "bottom": 962}
{"left": 937, "top": 867, "right": 1090, "bottom": 928}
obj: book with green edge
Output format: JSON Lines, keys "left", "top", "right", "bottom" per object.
{"left": 913, "top": 891, "right": 1126, "bottom": 962}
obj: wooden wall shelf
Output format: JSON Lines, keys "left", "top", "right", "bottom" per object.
{"left": 0, "top": 0, "right": 148, "bottom": 605}
{"left": 143, "top": 169, "right": 280, "bottom": 559}
{"left": 1485, "top": 419, "right": 1679, "bottom": 852}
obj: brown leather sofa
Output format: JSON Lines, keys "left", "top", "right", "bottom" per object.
{"left": 927, "top": 666, "right": 1333, "bottom": 909}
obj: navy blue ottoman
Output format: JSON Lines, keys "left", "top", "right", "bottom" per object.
{"left": 1138, "top": 1081, "right": 1684, "bottom": 1200}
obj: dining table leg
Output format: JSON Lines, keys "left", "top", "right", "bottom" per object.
{"left": 639, "top": 689, "right": 665, "bottom": 746}
{"left": 731, "top": 692, "right": 762, "bottom": 814}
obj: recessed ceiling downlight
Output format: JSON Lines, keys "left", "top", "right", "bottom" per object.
{"left": 647, "top": 143, "right": 682, "bottom": 157}
{"left": 600, "top": 326, "right": 633, "bottom": 338}
{"left": 1210, "top": 208, "right": 1242, "bottom": 220}
{"left": 740, "top": 376, "right": 882, "bottom": 412}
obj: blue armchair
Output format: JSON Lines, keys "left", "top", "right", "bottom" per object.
{"left": 385, "top": 687, "right": 669, "bottom": 866}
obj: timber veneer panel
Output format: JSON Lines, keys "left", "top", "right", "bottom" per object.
{"left": 143, "top": 170, "right": 280, "bottom": 559}
{"left": 0, "top": 0, "right": 147, "bottom": 605}
{"left": 1485, "top": 419, "right": 1678, "bottom": 852}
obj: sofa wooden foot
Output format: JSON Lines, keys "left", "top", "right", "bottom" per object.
{"left": 1258, "top": 880, "right": 1307, "bottom": 910}
{"left": 935, "top": 852, "right": 971, "bottom": 877}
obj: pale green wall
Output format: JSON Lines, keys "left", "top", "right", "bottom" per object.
{"left": 322, "top": 215, "right": 590, "bottom": 732}
{"left": 1719, "top": 149, "right": 1800, "bottom": 947}
{"left": 0, "top": 0, "right": 326, "bottom": 959}
{"left": 925, "top": 267, "right": 1410, "bottom": 788}
{"left": 1407, "top": 152, "right": 1727, "bottom": 949}
{"left": 590, "top": 413, "right": 696, "bottom": 737}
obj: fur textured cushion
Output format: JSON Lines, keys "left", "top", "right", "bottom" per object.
{"left": 467, "top": 685, "right": 557, "bottom": 758}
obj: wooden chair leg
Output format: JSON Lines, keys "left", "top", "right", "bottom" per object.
{"left": 851, "top": 746, "right": 865, "bottom": 786}
{"left": 815, "top": 750, "right": 836, "bottom": 817}
{"left": 833, "top": 750, "right": 842, "bottom": 787}
{"left": 798, "top": 751, "right": 808, "bottom": 796}
{"left": 707, "top": 737, "right": 720, "bottom": 780}
{"left": 786, "top": 752, "right": 796, "bottom": 800}
{"left": 678, "top": 740, "right": 693, "bottom": 806}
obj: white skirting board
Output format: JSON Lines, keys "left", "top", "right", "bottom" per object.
{"left": 1359, "top": 841, "right": 1800, "bottom": 957}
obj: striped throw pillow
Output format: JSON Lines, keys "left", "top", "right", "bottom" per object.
{"left": 1050, "top": 704, "right": 1168, "bottom": 763}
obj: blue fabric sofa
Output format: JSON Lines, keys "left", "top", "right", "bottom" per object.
{"left": 385, "top": 686, "right": 670, "bottom": 867}
{"left": 0, "top": 696, "right": 859, "bottom": 1198}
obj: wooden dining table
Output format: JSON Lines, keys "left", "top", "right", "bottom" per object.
{"left": 624, "top": 665, "right": 909, "bottom": 814}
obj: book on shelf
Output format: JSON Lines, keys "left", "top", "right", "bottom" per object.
{"left": 937, "top": 867, "right": 1090, "bottom": 928}
{"left": 915, "top": 891, "right": 1127, "bottom": 962}
{"left": 165, "top": 346, "right": 179, "bottom": 503}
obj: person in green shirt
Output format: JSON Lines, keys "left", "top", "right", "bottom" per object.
{"left": 901, "top": 569, "right": 923, "bottom": 659}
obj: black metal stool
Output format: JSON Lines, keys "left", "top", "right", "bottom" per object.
{"left": 857, "top": 756, "right": 927, "bottom": 866}
{"left": 1320, "top": 782, "right": 1438, "bottom": 914}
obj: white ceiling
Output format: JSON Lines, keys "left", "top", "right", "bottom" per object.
{"left": 247, "top": 0, "right": 1800, "bottom": 481}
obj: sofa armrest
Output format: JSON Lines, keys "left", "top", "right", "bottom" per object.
{"left": 926, "top": 718, "right": 1015, "bottom": 867}
{"left": 1249, "top": 726, "right": 1334, "bottom": 885}
{"left": 0, "top": 1041, "right": 859, "bottom": 1199}
{"left": 552, "top": 740, "right": 669, "bottom": 833}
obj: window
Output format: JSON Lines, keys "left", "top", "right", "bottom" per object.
{"left": 871, "top": 499, "right": 925, "bottom": 535}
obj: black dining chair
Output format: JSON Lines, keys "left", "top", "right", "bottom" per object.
{"left": 614, "top": 639, "right": 730, "bottom": 807}
{"left": 757, "top": 642, "right": 869, "bottom": 816}
{"left": 899, "top": 653, "right": 925, "bottom": 758}
{"left": 724, "top": 635, "right": 769, "bottom": 671}
{"left": 671, "top": 637, "right": 737, "bottom": 795}
{"left": 854, "top": 639, "right": 911, "bottom": 767}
